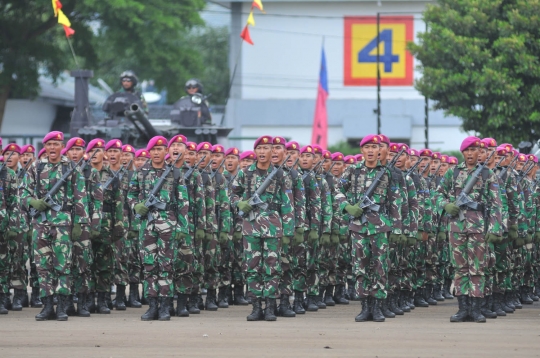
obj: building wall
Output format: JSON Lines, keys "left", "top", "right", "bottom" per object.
{"left": 2, "top": 99, "right": 56, "bottom": 145}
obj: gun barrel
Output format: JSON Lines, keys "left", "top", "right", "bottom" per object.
{"left": 125, "top": 103, "right": 161, "bottom": 139}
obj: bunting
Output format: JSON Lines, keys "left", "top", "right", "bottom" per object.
{"left": 52, "top": 0, "right": 75, "bottom": 37}
{"left": 240, "top": 0, "right": 264, "bottom": 45}
{"left": 252, "top": 0, "right": 264, "bottom": 11}
{"left": 240, "top": 26, "right": 254, "bottom": 45}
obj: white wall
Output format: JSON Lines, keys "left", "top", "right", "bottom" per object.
{"left": 410, "top": 125, "right": 474, "bottom": 152}
{"left": 2, "top": 99, "right": 56, "bottom": 135}
{"left": 240, "top": 125, "right": 343, "bottom": 151}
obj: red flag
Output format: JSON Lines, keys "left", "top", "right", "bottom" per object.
{"left": 311, "top": 47, "right": 328, "bottom": 149}
{"left": 63, "top": 25, "right": 75, "bottom": 37}
{"left": 240, "top": 26, "right": 254, "bottom": 45}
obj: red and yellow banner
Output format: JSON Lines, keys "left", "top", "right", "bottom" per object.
{"left": 52, "top": 0, "right": 75, "bottom": 37}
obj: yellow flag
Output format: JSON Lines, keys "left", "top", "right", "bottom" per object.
{"left": 52, "top": 0, "right": 59, "bottom": 16}
{"left": 247, "top": 11, "right": 255, "bottom": 26}
{"left": 57, "top": 10, "right": 71, "bottom": 27}
{"left": 252, "top": 0, "right": 263, "bottom": 11}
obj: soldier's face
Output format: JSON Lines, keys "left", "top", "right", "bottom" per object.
{"left": 122, "top": 152, "right": 134, "bottom": 166}
{"left": 478, "top": 148, "right": 487, "bottom": 163}
{"left": 122, "top": 78, "right": 133, "bottom": 90}
{"left": 255, "top": 144, "right": 272, "bottom": 165}
{"left": 45, "top": 140, "right": 64, "bottom": 163}
{"left": 135, "top": 157, "right": 147, "bottom": 169}
{"left": 185, "top": 150, "right": 197, "bottom": 166}
{"left": 88, "top": 148, "right": 104, "bottom": 164}
{"left": 313, "top": 154, "right": 322, "bottom": 165}
{"left": 389, "top": 152, "right": 406, "bottom": 169}
{"left": 187, "top": 87, "right": 198, "bottom": 95}
{"left": 516, "top": 161, "right": 525, "bottom": 171}
{"left": 322, "top": 158, "right": 332, "bottom": 172}
{"left": 410, "top": 156, "right": 419, "bottom": 167}
{"left": 495, "top": 154, "right": 505, "bottom": 166}
{"left": 211, "top": 153, "right": 225, "bottom": 170}
{"left": 21, "top": 152, "right": 35, "bottom": 166}
{"left": 4, "top": 151, "right": 19, "bottom": 170}
{"left": 430, "top": 159, "right": 440, "bottom": 173}
{"left": 361, "top": 144, "right": 380, "bottom": 164}
{"left": 150, "top": 146, "right": 167, "bottom": 165}
{"left": 107, "top": 149, "right": 122, "bottom": 166}
{"left": 197, "top": 150, "right": 212, "bottom": 167}
{"left": 332, "top": 161, "right": 344, "bottom": 176}
{"left": 462, "top": 147, "right": 479, "bottom": 167}
{"left": 286, "top": 150, "right": 299, "bottom": 167}
{"left": 486, "top": 148, "right": 495, "bottom": 165}
{"left": 439, "top": 162, "right": 449, "bottom": 176}
{"left": 379, "top": 144, "right": 388, "bottom": 162}
{"left": 240, "top": 158, "right": 254, "bottom": 170}
{"left": 168, "top": 142, "right": 186, "bottom": 162}
{"left": 67, "top": 146, "right": 84, "bottom": 162}
{"left": 225, "top": 155, "right": 239, "bottom": 173}
{"left": 272, "top": 145, "right": 286, "bottom": 165}
{"left": 299, "top": 153, "right": 314, "bottom": 170}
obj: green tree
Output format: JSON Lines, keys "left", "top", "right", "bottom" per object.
{"left": 408, "top": 0, "right": 540, "bottom": 144}
{"left": 0, "top": 0, "right": 205, "bottom": 128}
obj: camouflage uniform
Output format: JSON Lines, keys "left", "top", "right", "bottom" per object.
{"left": 113, "top": 169, "right": 131, "bottom": 290}
{"left": 22, "top": 156, "right": 89, "bottom": 297}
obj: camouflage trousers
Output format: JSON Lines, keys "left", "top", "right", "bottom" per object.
{"left": 279, "top": 243, "right": 293, "bottom": 296}
{"left": 319, "top": 243, "right": 338, "bottom": 287}
{"left": 351, "top": 231, "right": 389, "bottom": 299}
{"left": 415, "top": 240, "right": 428, "bottom": 290}
{"left": 218, "top": 240, "right": 233, "bottom": 289}
{"left": 336, "top": 239, "right": 350, "bottom": 286}
{"left": 26, "top": 229, "right": 39, "bottom": 289}
{"left": 243, "top": 236, "right": 281, "bottom": 299}
{"left": 128, "top": 233, "right": 142, "bottom": 284}
{"left": 0, "top": 234, "right": 11, "bottom": 294}
{"left": 191, "top": 235, "right": 205, "bottom": 295}
{"left": 174, "top": 233, "right": 194, "bottom": 295}
{"left": 484, "top": 242, "right": 496, "bottom": 296}
{"left": 34, "top": 225, "right": 73, "bottom": 297}
{"left": 141, "top": 228, "right": 177, "bottom": 298}
{"left": 113, "top": 236, "right": 129, "bottom": 286}
{"left": 203, "top": 233, "right": 221, "bottom": 290}
{"left": 398, "top": 244, "right": 415, "bottom": 292}
{"left": 521, "top": 245, "right": 535, "bottom": 288}
{"left": 387, "top": 242, "right": 401, "bottom": 295}
{"left": 291, "top": 242, "right": 307, "bottom": 292}
{"left": 291, "top": 234, "right": 319, "bottom": 296}
{"left": 425, "top": 236, "right": 438, "bottom": 286}
{"left": 449, "top": 232, "right": 486, "bottom": 298}
{"left": 91, "top": 239, "right": 114, "bottom": 293}
{"left": 71, "top": 227, "right": 93, "bottom": 293}
{"left": 439, "top": 236, "right": 453, "bottom": 282}
{"left": 9, "top": 232, "right": 27, "bottom": 290}
{"left": 406, "top": 244, "right": 417, "bottom": 291}
{"left": 231, "top": 239, "right": 244, "bottom": 287}
{"left": 493, "top": 239, "right": 513, "bottom": 294}
{"left": 434, "top": 237, "right": 447, "bottom": 286}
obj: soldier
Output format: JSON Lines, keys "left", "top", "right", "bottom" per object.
{"left": 337, "top": 134, "right": 403, "bottom": 323}
{"left": 119, "top": 70, "right": 148, "bottom": 112}
{"left": 22, "top": 131, "right": 89, "bottom": 321}
{"left": 128, "top": 136, "right": 190, "bottom": 321}
{"left": 436, "top": 136, "right": 502, "bottom": 323}
{"left": 37, "top": 148, "right": 47, "bottom": 160}
{"left": 231, "top": 135, "right": 294, "bottom": 321}
{"left": 135, "top": 149, "right": 149, "bottom": 169}
{"left": 239, "top": 151, "right": 256, "bottom": 170}
{"left": 343, "top": 156, "right": 356, "bottom": 169}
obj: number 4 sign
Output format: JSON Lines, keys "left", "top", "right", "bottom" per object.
{"left": 344, "top": 16, "right": 414, "bottom": 86}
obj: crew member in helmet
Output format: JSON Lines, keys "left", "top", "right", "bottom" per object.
{"left": 119, "top": 70, "right": 148, "bottom": 113}
{"left": 183, "top": 79, "right": 212, "bottom": 125}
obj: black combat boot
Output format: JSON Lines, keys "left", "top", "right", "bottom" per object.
{"left": 87, "top": 292, "right": 96, "bottom": 313}
{"left": 491, "top": 292, "right": 506, "bottom": 316}
{"left": 205, "top": 289, "right": 219, "bottom": 311}
{"left": 22, "top": 289, "right": 29, "bottom": 307}
{"left": 408, "top": 290, "right": 415, "bottom": 309}
{"left": 450, "top": 295, "right": 469, "bottom": 322}
{"left": 504, "top": 292, "right": 516, "bottom": 311}
{"left": 35, "top": 295, "right": 55, "bottom": 321}
{"left": 380, "top": 298, "right": 395, "bottom": 318}
{"left": 414, "top": 289, "right": 429, "bottom": 307}
{"left": 141, "top": 296, "right": 158, "bottom": 321}
{"left": 106, "top": 292, "right": 113, "bottom": 309}
{"left": 11, "top": 289, "right": 24, "bottom": 311}
{"left": 234, "top": 285, "right": 249, "bottom": 305}
{"left": 535, "top": 282, "right": 540, "bottom": 298}
{"left": 72, "top": 291, "right": 78, "bottom": 303}
{"left": 371, "top": 298, "right": 385, "bottom": 322}
{"left": 333, "top": 284, "right": 349, "bottom": 304}
{"left": 187, "top": 293, "right": 201, "bottom": 314}
{"left": 158, "top": 297, "right": 171, "bottom": 321}
{"left": 425, "top": 285, "right": 437, "bottom": 305}
{"left": 480, "top": 296, "right": 497, "bottom": 319}
{"left": 470, "top": 297, "right": 486, "bottom": 323}
{"left": 0, "top": 293, "right": 8, "bottom": 314}
{"left": 247, "top": 298, "right": 263, "bottom": 321}
{"left": 197, "top": 293, "right": 205, "bottom": 310}
{"left": 217, "top": 287, "right": 229, "bottom": 308}
{"left": 30, "top": 287, "right": 43, "bottom": 308}
{"left": 293, "top": 291, "right": 305, "bottom": 314}
{"left": 355, "top": 297, "right": 371, "bottom": 322}
{"left": 433, "top": 284, "right": 445, "bottom": 302}
{"left": 512, "top": 291, "right": 523, "bottom": 309}
{"left": 176, "top": 294, "right": 189, "bottom": 317}
{"left": 529, "top": 287, "right": 538, "bottom": 301}
{"left": 56, "top": 294, "right": 69, "bottom": 321}
{"left": 398, "top": 292, "right": 411, "bottom": 313}
{"left": 315, "top": 291, "right": 327, "bottom": 309}
{"left": 520, "top": 286, "right": 533, "bottom": 304}
{"left": 65, "top": 294, "right": 76, "bottom": 316}
{"left": 388, "top": 293, "right": 403, "bottom": 315}
{"left": 278, "top": 294, "right": 295, "bottom": 317}
{"left": 347, "top": 279, "right": 358, "bottom": 301}
{"left": 227, "top": 286, "right": 234, "bottom": 305}
{"left": 443, "top": 279, "right": 454, "bottom": 299}
{"left": 77, "top": 293, "right": 90, "bottom": 317}
{"left": 306, "top": 295, "right": 319, "bottom": 312}
{"left": 97, "top": 292, "right": 111, "bottom": 314}
{"left": 140, "top": 293, "right": 148, "bottom": 305}
{"left": 324, "top": 286, "right": 336, "bottom": 306}
{"left": 128, "top": 283, "right": 142, "bottom": 308}
{"left": 265, "top": 298, "right": 277, "bottom": 321}
{"left": 115, "top": 285, "right": 127, "bottom": 310}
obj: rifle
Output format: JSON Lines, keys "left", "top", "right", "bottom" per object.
{"left": 200, "top": 159, "right": 214, "bottom": 174}
{"left": 226, "top": 171, "right": 239, "bottom": 189}
{"left": 301, "top": 160, "right": 323, "bottom": 180}
{"left": 239, "top": 154, "right": 291, "bottom": 221}
{"left": 356, "top": 148, "right": 405, "bottom": 224}
{"left": 516, "top": 161, "right": 535, "bottom": 185}
{"left": 210, "top": 159, "right": 226, "bottom": 180}
{"left": 0, "top": 152, "right": 14, "bottom": 174}
{"left": 497, "top": 155, "right": 518, "bottom": 180}
{"left": 420, "top": 161, "right": 431, "bottom": 177}
{"left": 405, "top": 159, "right": 422, "bottom": 178}
{"left": 426, "top": 163, "right": 442, "bottom": 190}
{"left": 184, "top": 155, "right": 206, "bottom": 182}
{"left": 29, "top": 155, "right": 87, "bottom": 222}
{"left": 102, "top": 159, "right": 132, "bottom": 191}
{"left": 134, "top": 153, "right": 183, "bottom": 223}
{"left": 324, "top": 161, "right": 337, "bottom": 176}
{"left": 79, "top": 150, "right": 98, "bottom": 172}
{"left": 287, "top": 158, "right": 299, "bottom": 170}
{"left": 454, "top": 150, "right": 495, "bottom": 221}
{"left": 17, "top": 159, "right": 33, "bottom": 180}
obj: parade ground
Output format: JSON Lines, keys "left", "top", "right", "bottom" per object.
{"left": 1, "top": 298, "right": 538, "bottom": 357}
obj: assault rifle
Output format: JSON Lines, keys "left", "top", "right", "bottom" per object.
{"left": 184, "top": 155, "right": 206, "bottom": 182}
{"left": 17, "top": 159, "right": 33, "bottom": 180}
{"left": 301, "top": 160, "right": 323, "bottom": 180}
{"left": 102, "top": 159, "right": 132, "bottom": 190}
{"left": 497, "top": 155, "right": 518, "bottom": 180}
{"left": 238, "top": 154, "right": 291, "bottom": 221}
{"left": 0, "top": 152, "right": 14, "bottom": 174}
{"left": 357, "top": 148, "right": 405, "bottom": 224}
{"left": 405, "top": 159, "right": 422, "bottom": 178}
{"left": 454, "top": 150, "right": 495, "bottom": 221}
{"left": 134, "top": 153, "right": 183, "bottom": 223}
{"left": 516, "top": 161, "right": 535, "bottom": 185}
{"left": 324, "top": 161, "right": 337, "bottom": 176}
{"left": 210, "top": 159, "right": 226, "bottom": 180}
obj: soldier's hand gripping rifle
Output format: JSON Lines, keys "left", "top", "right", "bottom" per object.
{"left": 301, "top": 160, "right": 323, "bottom": 180}
{"left": 134, "top": 153, "right": 183, "bottom": 223}
{"left": 238, "top": 154, "right": 291, "bottom": 221}
{"left": 497, "top": 155, "right": 518, "bottom": 180}
{"left": 454, "top": 150, "right": 495, "bottom": 221}
{"left": 357, "top": 148, "right": 405, "bottom": 224}
{"left": 405, "top": 159, "right": 422, "bottom": 178}
{"left": 184, "top": 155, "right": 206, "bottom": 182}
{"left": 102, "top": 159, "right": 133, "bottom": 191}
{"left": 210, "top": 159, "right": 226, "bottom": 180}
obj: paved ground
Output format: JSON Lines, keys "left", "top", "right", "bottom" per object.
{"left": 0, "top": 297, "right": 539, "bottom": 357}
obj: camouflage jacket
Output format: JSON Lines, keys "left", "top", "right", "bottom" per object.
{"left": 1, "top": 167, "right": 21, "bottom": 233}
{"left": 97, "top": 165, "right": 127, "bottom": 234}
{"left": 337, "top": 161, "right": 403, "bottom": 235}
{"left": 391, "top": 167, "right": 410, "bottom": 235}
{"left": 325, "top": 172, "right": 345, "bottom": 233}
{"left": 284, "top": 167, "right": 306, "bottom": 231}
{"left": 81, "top": 165, "right": 103, "bottom": 232}
{"left": 224, "top": 170, "right": 242, "bottom": 234}
{"left": 403, "top": 171, "right": 419, "bottom": 237}
{"left": 493, "top": 167, "right": 520, "bottom": 233}
{"left": 231, "top": 162, "right": 294, "bottom": 238}
{"left": 407, "top": 172, "right": 428, "bottom": 233}
{"left": 200, "top": 170, "right": 231, "bottom": 234}
{"left": 315, "top": 172, "right": 332, "bottom": 234}
{"left": 436, "top": 162, "right": 502, "bottom": 235}
{"left": 183, "top": 166, "right": 206, "bottom": 234}
{"left": 22, "top": 156, "right": 89, "bottom": 227}
{"left": 127, "top": 162, "right": 190, "bottom": 235}
{"left": 300, "top": 169, "right": 322, "bottom": 232}
{"left": 519, "top": 177, "right": 534, "bottom": 233}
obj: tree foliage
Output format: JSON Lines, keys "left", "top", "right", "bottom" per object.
{"left": 408, "top": 0, "right": 540, "bottom": 144}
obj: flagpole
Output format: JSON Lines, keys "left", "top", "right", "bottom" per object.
{"left": 376, "top": 12, "right": 381, "bottom": 135}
